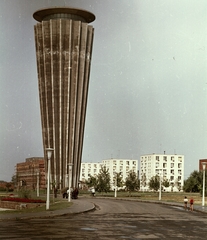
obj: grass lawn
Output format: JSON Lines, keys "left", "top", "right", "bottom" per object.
{"left": 0, "top": 200, "right": 73, "bottom": 214}
{"left": 0, "top": 191, "right": 73, "bottom": 215}
{"left": 80, "top": 190, "right": 203, "bottom": 204}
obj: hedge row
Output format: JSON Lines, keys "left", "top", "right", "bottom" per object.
{"left": 1, "top": 197, "right": 46, "bottom": 203}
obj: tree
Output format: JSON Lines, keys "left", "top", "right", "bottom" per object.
{"left": 86, "top": 175, "right": 98, "bottom": 189}
{"left": 113, "top": 172, "right": 124, "bottom": 189}
{"left": 96, "top": 166, "right": 111, "bottom": 193}
{"left": 174, "top": 178, "right": 181, "bottom": 191}
{"left": 162, "top": 178, "right": 170, "bottom": 189}
{"left": 11, "top": 174, "right": 16, "bottom": 184}
{"left": 125, "top": 170, "right": 139, "bottom": 195}
{"left": 141, "top": 173, "right": 147, "bottom": 188}
{"left": 183, "top": 170, "right": 203, "bottom": 193}
{"left": 5, "top": 182, "right": 12, "bottom": 192}
{"left": 148, "top": 175, "right": 160, "bottom": 191}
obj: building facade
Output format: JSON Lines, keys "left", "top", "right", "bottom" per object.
{"left": 16, "top": 157, "right": 46, "bottom": 190}
{"left": 33, "top": 8, "right": 95, "bottom": 189}
{"left": 140, "top": 154, "right": 184, "bottom": 192}
{"left": 80, "top": 159, "right": 138, "bottom": 189}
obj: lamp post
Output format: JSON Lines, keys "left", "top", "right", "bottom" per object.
{"left": 68, "top": 163, "right": 73, "bottom": 202}
{"left": 46, "top": 148, "right": 53, "bottom": 210}
{"left": 36, "top": 170, "right": 39, "bottom": 197}
{"left": 202, "top": 162, "right": 206, "bottom": 207}
{"left": 114, "top": 173, "right": 117, "bottom": 198}
{"left": 159, "top": 169, "right": 162, "bottom": 201}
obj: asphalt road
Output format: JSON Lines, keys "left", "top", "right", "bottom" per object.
{"left": 1, "top": 198, "right": 207, "bottom": 239}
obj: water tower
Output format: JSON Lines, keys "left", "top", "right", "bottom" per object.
{"left": 33, "top": 8, "right": 95, "bottom": 189}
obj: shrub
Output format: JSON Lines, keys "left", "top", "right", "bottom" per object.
{"left": 17, "top": 188, "right": 31, "bottom": 199}
{"left": 1, "top": 197, "right": 46, "bottom": 203}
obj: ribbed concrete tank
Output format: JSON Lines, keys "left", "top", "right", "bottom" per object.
{"left": 33, "top": 8, "right": 95, "bottom": 189}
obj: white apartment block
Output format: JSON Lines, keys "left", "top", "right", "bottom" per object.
{"left": 140, "top": 154, "right": 184, "bottom": 192}
{"left": 80, "top": 159, "right": 138, "bottom": 189}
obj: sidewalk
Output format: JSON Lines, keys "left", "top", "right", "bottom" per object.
{"left": 128, "top": 198, "right": 207, "bottom": 214}
{"left": 0, "top": 198, "right": 95, "bottom": 221}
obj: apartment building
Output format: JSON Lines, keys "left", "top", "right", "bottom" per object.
{"left": 80, "top": 159, "right": 138, "bottom": 189}
{"left": 140, "top": 154, "right": 184, "bottom": 192}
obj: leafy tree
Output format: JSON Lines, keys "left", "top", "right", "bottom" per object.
{"left": 162, "top": 178, "right": 170, "bottom": 188}
{"left": 96, "top": 166, "right": 111, "bottom": 193}
{"left": 141, "top": 173, "right": 147, "bottom": 188}
{"left": 86, "top": 175, "right": 98, "bottom": 189}
{"left": 148, "top": 175, "right": 160, "bottom": 191}
{"left": 183, "top": 170, "right": 203, "bottom": 193}
{"left": 113, "top": 172, "right": 124, "bottom": 189}
{"left": 174, "top": 178, "right": 181, "bottom": 191}
{"left": 125, "top": 170, "right": 139, "bottom": 195}
{"left": 11, "top": 175, "right": 17, "bottom": 184}
{"left": 5, "top": 182, "right": 12, "bottom": 192}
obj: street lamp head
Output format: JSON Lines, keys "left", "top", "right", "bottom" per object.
{"left": 46, "top": 148, "right": 54, "bottom": 160}
{"left": 202, "top": 162, "right": 207, "bottom": 170}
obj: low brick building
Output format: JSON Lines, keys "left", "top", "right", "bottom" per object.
{"left": 199, "top": 159, "right": 207, "bottom": 171}
{"left": 16, "top": 157, "right": 46, "bottom": 190}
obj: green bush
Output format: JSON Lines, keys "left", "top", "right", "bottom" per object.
{"left": 17, "top": 188, "right": 31, "bottom": 199}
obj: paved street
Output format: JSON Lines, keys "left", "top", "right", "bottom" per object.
{"left": 1, "top": 198, "right": 207, "bottom": 239}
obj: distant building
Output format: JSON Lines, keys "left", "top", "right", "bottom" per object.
{"left": 16, "top": 157, "right": 45, "bottom": 190}
{"left": 199, "top": 159, "right": 207, "bottom": 171}
{"left": 80, "top": 159, "right": 138, "bottom": 189}
{"left": 0, "top": 181, "right": 14, "bottom": 191}
{"left": 140, "top": 154, "right": 184, "bottom": 192}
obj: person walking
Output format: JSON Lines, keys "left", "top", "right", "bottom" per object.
{"left": 91, "top": 187, "right": 95, "bottom": 197}
{"left": 184, "top": 196, "right": 188, "bottom": 210}
{"left": 190, "top": 197, "right": 194, "bottom": 211}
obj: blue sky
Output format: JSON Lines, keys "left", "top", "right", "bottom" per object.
{"left": 0, "top": 0, "right": 207, "bottom": 181}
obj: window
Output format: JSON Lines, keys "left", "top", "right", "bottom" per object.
{"left": 178, "top": 157, "right": 182, "bottom": 162}
{"left": 171, "top": 163, "right": 174, "bottom": 168}
{"left": 156, "top": 156, "right": 159, "bottom": 161}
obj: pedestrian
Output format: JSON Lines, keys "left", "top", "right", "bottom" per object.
{"left": 66, "top": 188, "right": 70, "bottom": 199}
{"left": 184, "top": 196, "right": 188, "bottom": 210}
{"left": 54, "top": 188, "right": 58, "bottom": 198}
{"left": 91, "top": 187, "right": 95, "bottom": 197}
{"left": 190, "top": 197, "right": 194, "bottom": 211}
